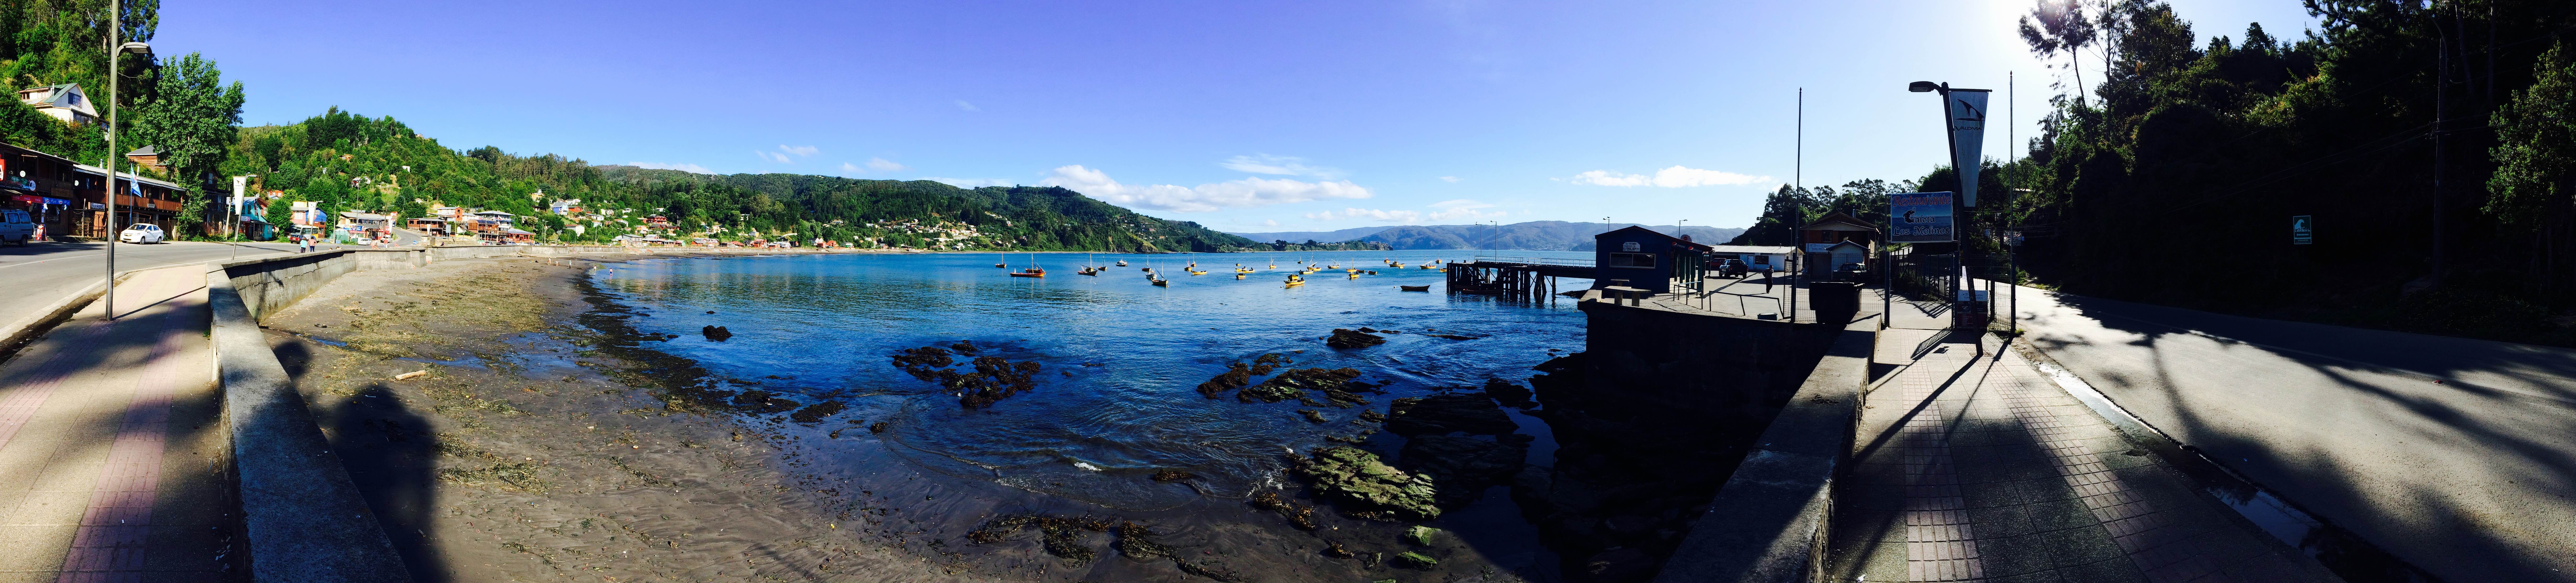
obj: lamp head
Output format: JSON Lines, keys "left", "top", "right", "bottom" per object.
{"left": 117, "top": 42, "right": 151, "bottom": 56}
{"left": 1908, "top": 81, "right": 1942, "bottom": 93}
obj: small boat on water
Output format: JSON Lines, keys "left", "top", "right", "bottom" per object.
{"left": 995, "top": 253, "right": 1007, "bottom": 268}
{"left": 1078, "top": 267, "right": 1098, "bottom": 276}
{"left": 1152, "top": 276, "right": 1169, "bottom": 287}
{"left": 1399, "top": 285, "right": 1431, "bottom": 292}
{"left": 1284, "top": 275, "right": 1305, "bottom": 288}
{"left": 1347, "top": 272, "right": 1361, "bottom": 279}
{"left": 1008, "top": 254, "right": 1044, "bottom": 277}
{"left": 1187, "top": 268, "right": 1209, "bottom": 275}
{"left": 1117, "top": 260, "right": 1129, "bottom": 266}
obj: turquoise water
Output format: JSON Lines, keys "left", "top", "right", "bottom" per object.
{"left": 590, "top": 250, "right": 1590, "bottom": 510}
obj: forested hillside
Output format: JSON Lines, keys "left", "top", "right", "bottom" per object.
{"left": 1727, "top": 1, "right": 2576, "bottom": 346}
{"left": 2002, "top": 0, "right": 2576, "bottom": 345}
{"left": 221, "top": 109, "right": 1258, "bottom": 252}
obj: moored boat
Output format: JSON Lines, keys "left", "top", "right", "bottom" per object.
{"left": 1398, "top": 285, "right": 1430, "bottom": 292}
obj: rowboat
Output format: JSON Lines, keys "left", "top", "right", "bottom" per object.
{"left": 1398, "top": 285, "right": 1430, "bottom": 292}
{"left": 1078, "top": 267, "right": 1098, "bottom": 276}
{"left": 995, "top": 253, "right": 1006, "bottom": 268}
{"left": 1187, "top": 269, "right": 1209, "bottom": 275}
{"left": 1152, "top": 278, "right": 1169, "bottom": 287}
{"left": 1010, "top": 268, "right": 1045, "bottom": 277}
{"left": 1117, "top": 260, "right": 1129, "bottom": 266}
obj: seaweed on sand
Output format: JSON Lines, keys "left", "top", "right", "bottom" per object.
{"left": 966, "top": 514, "right": 1116, "bottom": 566}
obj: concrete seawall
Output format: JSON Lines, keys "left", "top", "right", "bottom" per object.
{"left": 1566, "top": 290, "right": 1875, "bottom": 583}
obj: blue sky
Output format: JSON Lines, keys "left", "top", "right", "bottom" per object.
{"left": 159, "top": 0, "right": 2316, "bottom": 231}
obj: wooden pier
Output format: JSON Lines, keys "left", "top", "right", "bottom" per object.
{"left": 1447, "top": 259, "right": 1592, "bottom": 300}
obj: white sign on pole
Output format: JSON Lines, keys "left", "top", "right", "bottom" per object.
{"left": 1947, "top": 89, "right": 1991, "bottom": 207}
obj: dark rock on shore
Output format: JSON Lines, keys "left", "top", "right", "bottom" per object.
{"left": 1151, "top": 469, "right": 1196, "bottom": 481}
{"left": 1299, "top": 409, "right": 1329, "bottom": 423}
{"left": 966, "top": 514, "right": 1116, "bottom": 566}
{"left": 1486, "top": 377, "right": 1536, "bottom": 409}
{"left": 1386, "top": 392, "right": 1517, "bottom": 436}
{"left": 889, "top": 343, "right": 1046, "bottom": 408}
{"left": 1238, "top": 367, "right": 1375, "bottom": 404}
{"left": 1326, "top": 328, "right": 1386, "bottom": 349}
{"left": 788, "top": 401, "right": 845, "bottom": 424}
{"left": 1175, "top": 557, "right": 1246, "bottom": 582}
{"left": 1399, "top": 434, "right": 1533, "bottom": 509}
{"left": 731, "top": 389, "right": 801, "bottom": 414}
{"left": 1287, "top": 447, "right": 1439, "bottom": 521}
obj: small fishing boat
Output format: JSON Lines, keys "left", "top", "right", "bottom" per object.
{"left": 1399, "top": 285, "right": 1431, "bottom": 292}
{"left": 1008, "top": 254, "right": 1044, "bottom": 277}
{"left": 1152, "top": 277, "right": 1169, "bottom": 287}
{"left": 1142, "top": 267, "right": 1153, "bottom": 271}
{"left": 995, "top": 253, "right": 1006, "bottom": 268}
{"left": 1117, "top": 260, "right": 1129, "bottom": 266}
{"left": 1078, "top": 266, "right": 1099, "bottom": 276}
{"left": 1284, "top": 275, "right": 1305, "bottom": 288}
{"left": 1347, "top": 272, "right": 1361, "bottom": 279}
{"left": 1187, "top": 268, "right": 1209, "bottom": 275}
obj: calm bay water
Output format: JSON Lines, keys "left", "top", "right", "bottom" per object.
{"left": 591, "top": 250, "right": 1590, "bottom": 511}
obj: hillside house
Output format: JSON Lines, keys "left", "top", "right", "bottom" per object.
{"left": 124, "top": 146, "right": 172, "bottom": 177}
{"left": 17, "top": 84, "right": 98, "bottom": 125}
{"left": 1800, "top": 211, "right": 1879, "bottom": 270}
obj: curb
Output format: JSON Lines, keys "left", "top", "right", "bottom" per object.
{"left": 0, "top": 277, "right": 113, "bottom": 363}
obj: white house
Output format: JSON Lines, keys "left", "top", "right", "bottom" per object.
{"left": 1707, "top": 245, "right": 1797, "bottom": 273}
{"left": 17, "top": 84, "right": 97, "bottom": 125}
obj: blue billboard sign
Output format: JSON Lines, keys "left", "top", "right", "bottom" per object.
{"left": 1890, "top": 191, "right": 1955, "bottom": 243}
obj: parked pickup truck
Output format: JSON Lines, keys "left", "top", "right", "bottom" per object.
{"left": 1712, "top": 258, "right": 1749, "bottom": 278}
{"left": 0, "top": 210, "right": 34, "bottom": 245}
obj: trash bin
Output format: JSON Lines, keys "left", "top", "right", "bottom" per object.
{"left": 1810, "top": 281, "right": 1860, "bottom": 323}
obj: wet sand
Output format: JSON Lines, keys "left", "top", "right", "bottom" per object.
{"left": 262, "top": 253, "right": 1550, "bottom": 582}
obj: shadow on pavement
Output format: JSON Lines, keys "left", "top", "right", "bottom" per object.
{"left": 326, "top": 383, "right": 451, "bottom": 583}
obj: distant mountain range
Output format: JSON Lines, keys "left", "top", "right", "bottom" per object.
{"left": 1223, "top": 226, "right": 1397, "bottom": 245}
{"left": 1227, "top": 221, "right": 1744, "bottom": 251}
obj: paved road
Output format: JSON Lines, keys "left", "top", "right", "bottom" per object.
{"left": 0, "top": 240, "right": 332, "bottom": 336}
{"left": 2009, "top": 285, "right": 2576, "bottom": 582}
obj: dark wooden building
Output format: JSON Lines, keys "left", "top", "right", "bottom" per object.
{"left": 0, "top": 142, "right": 184, "bottom": 241}
{"left": 1592, "top": 225, "right": 1711, "bottom": 295}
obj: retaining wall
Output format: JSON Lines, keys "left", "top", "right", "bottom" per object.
{"left": 1651, "top": 321, "right": 1873, "bottom": 583}
{"left": 208, "top": 263, "right": 413, "bottom": 582}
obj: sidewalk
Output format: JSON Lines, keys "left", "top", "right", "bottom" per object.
{"left": 1825, "top": 329, "right": 2338, "bottom": 582}
{"left": 0, "top": 265, "right": 230, "bottom": 583}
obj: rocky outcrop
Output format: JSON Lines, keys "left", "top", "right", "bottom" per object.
{"left": 700, "top": 325, "right": 731, "bottom": 341}
{"left": 1399, "top": 434, "right": 1533, "bottom": 509}
{"left": 1485, "top": 377, "right": 1536, "bottom": 409}
{"left": 1385, "top": 392, "right": 1517, "bottom": 436}
{"left": 1326, "top": 328, "right": 1386, "bottom": 349}
{"left": 1287, "top": 447, "right": 1440, "bottom": 521}
{"left": 888, "top": 343, "right": 1044, "bottom": 408}
{"left": 1238, "top": 367, "right": 1376, "bottom": 404}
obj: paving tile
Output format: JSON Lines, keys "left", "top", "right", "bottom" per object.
{"left": 2042, "top": 525, "right": 2126, "bottom": 569}
{"left": 2055, "top": 558, "right": 2152, "bottom": 583}
{"left": 1980, "top": 532, "right": 2057, "bottom": 577}
{"left": 1968, "top": 502, "right": 2036, "bottom": 538}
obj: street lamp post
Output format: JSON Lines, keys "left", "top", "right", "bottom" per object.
{"left": 100, "top": 4, "right": 152, "bottom": 320}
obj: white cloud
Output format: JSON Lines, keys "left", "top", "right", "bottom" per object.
{"left": 1220, "top": 154, "right": 1344, "bottom": 179}
{"left": 1439, "top": 176, "right": 1461, "bottom": 183}
{"left": 1428, "top": 199, "right": 1505, "bottom": 220}
{"left": 1039, "top": 165, "right": 1372, "bottom": 213}
{"left": 1305, "top": 207, "right": 1424, "bottom": 223}
{"left": 866, "top": 157, "right": 908, "bottom": 171}
{"left": 754, "top": 150, "right": 793, "bottom": 164}
{"left": 954, "top": 99, "right": 981, "bottom": 111}
{"left": 837, "top": 162, "right": 864, "bottom": 174}
{"left": 925, "top": 177, "right": 1015, "bottom": 188}
{"left": 1261, "top": 219, "right": 1281, "bottom": 227}
{"left": 626, "top": 161, "right": 712, "bottom": 174}
{"left": 778, "top": 145, "right": 820, "bottom": 157}
{"left": 1571, "top": 166, "right": 1771, "bottom": 187}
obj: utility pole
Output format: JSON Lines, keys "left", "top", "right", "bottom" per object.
{"left": 2431, "top": 9, "right": 2448, "bottom": 286}
{"left": 101, "top": 2, "right": 151, "bottom": 321}
{"left": 1796, "top": 87, "right": 1802, "bottom": 192}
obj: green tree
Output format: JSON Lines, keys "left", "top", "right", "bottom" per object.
{"left": 2486, "top": 40, "right": 2576, "bottom": 288}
